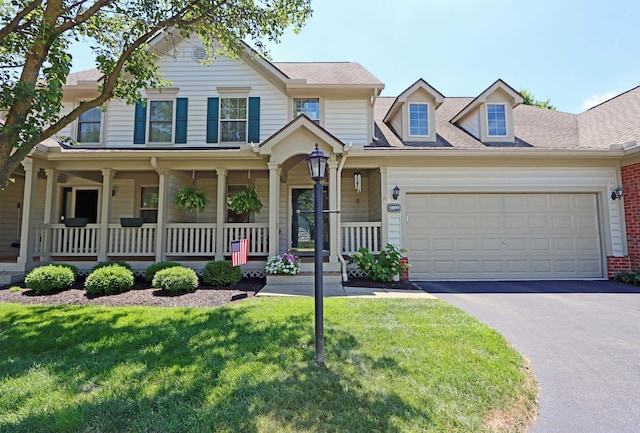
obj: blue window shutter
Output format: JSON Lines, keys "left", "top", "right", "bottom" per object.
{"left": 175, "top": 98, "right": 188, "bottom": 144}
{"left": 206, "top": 97, "right": 219, "bottom": 143}
{"left": 134, "top": 99, "right": 147, "bottom": 144}
{"left": 248, "top": 96, "right": 260, "bottom": 143}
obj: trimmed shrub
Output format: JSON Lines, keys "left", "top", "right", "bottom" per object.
{"left": 202, "top": 260, "right": 242, "bottom": 286}
{"left": 145, "top": 261, "right": 181, "bottom": 283}
{"left": 85, "top": 264, "right": 134, "bottom": 295}
{"left": 24, "top": 265, "right": 75, "bottom": 294}
{"left": 56, "top": 263, "right": 79, "bottom": 280}
{"left": 91, "top": 260, "right": 132, "bottom": 273}
{"left": 152, "top": 266, "right": 199, "bottom": 293}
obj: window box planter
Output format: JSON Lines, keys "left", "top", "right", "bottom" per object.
{"left": 120, "top": 217, "right": 145, "bottom": 227}
{"left": 63, "top": 217, "right": 89, "bottom": 227}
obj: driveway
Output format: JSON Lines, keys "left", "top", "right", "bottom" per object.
{"left": 415, "top": 280, "right": 640, "bottom": 433}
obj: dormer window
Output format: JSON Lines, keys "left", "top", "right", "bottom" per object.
{"left": 487, "top": 103, "right": 507, "bottom": 137}
{"left": 293, "top": 98, "right": 320, "bottom": 123}
{"left": 409, "top": 103, "right": 429, "bottom": 136}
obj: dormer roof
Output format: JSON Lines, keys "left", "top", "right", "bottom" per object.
{"left": 383, "top": 78, "right": 444, "bottom": 123}
{"left": 450, "top": 79, "right": 523, "bottom": 124}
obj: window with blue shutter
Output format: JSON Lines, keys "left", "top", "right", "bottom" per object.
{"left": 175, "top": 98, "right": 188, "bottom": 144}
{"left": 248, "top": 97, "right": 260, "bottom": 143}
{"left": 206, "top": 97, "right": 219, "bottom": 143}
{"left": 133, "top": 99, "right": 147, "bottom": 144}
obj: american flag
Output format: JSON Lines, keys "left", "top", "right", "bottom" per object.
{"left": 231, "top": 239, "right": 248, "bottom": 267}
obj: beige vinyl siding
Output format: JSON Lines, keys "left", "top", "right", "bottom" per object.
{"left": 33, "top": 178, "right": 47, "bottom": 226}
{"left": 104, "top": 99, "right": 134, "bottom": 146}
{"left": 324, "top": 100, "right": 369, "bottom": 145}
{"left": 167, "top": 174, "right": 196, "bottom": 223}
{"left": 341, "top": 169, "right": 369, "bottom": 223}
{"left": 0, "top": 176, "right": 24, "bottom": 257}
{"left": 459, "top": 111, "right": 480, "bottom": 139}
{"left": 390, "top": 115, "right": 402, "bottom": 138}
{"left": 194, "top": 178, "right": 217, "bottom": 223}
{"left": 253, "top": 174, "right": 269, "bottom": 225}
{"left": 368, "top": 169, "right": 382, "bottom": 222}
{"left": 57, "top": 102, "right": 74, "bottom": 140}
{"left": 387, "top": 166, "right": 621, "bottom": 258}
{"left": 110, "top": 179, "right": 136, "bottom": 222}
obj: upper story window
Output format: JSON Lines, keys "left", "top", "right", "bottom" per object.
{"left": 140, "top": 186, "right": 159, "bottom": 223}
{"left": 77, "top": 106, "right": 101, "bottom": 143}
{"left": 293, "top": 98, "right": 320, "bottom": 123}
{"left": 220, "top": 97, "right": 247, "bottom": 142}
{"left": 408, "top": 103, "right": 428, "bottom": 136}
{"left": 149, "top": 100, "right": 174, "bottom": 142}
{"left": 487, "top": 103, "right": 507, "bottom": 137}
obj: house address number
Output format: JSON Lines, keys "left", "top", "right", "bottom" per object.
{"left": 387, "top": 203, "right": 401, "bottom": 212}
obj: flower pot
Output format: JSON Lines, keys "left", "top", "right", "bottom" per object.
{"left": 120, "top": 217, "right": 145, "bottom": 227}
{"left": 63, "top": 217, "right": 89, "bottom": 227}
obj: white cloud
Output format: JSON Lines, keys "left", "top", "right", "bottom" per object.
{"left": 581, "top": 91, "right": 618, "bottom": 110}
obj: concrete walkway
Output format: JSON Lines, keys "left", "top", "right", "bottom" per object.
{"left": 257, "top": 284, "right": 436, "bottom": 298}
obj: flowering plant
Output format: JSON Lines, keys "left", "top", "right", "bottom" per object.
{"left": 349, "top": 243, "right": 407, "bottom": 282}
{"left": 265, "top": 253, "right": 301, "bottom": 275}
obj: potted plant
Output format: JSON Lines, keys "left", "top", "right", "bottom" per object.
{"left": 63, "top": 217, "right": 89, "bottom": 227}
{"left": 227, "top": 185, "right": 263, "bottom": 216}
{"left": 265, "top": 253, "right": 301, "bottom": 276}
{"left": 174, "top": 185, "right": 209, "bottom": 213}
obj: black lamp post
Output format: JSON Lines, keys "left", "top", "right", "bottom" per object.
{"left": 307, "top": 143, "right": 328, "bottom": 364}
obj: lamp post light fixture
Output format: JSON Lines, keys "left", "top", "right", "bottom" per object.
{"left": 611, "top": 186, "right": 624, "bottom": 201}
{"left": 306, "top": 143, "right": 328, "bottom": 364}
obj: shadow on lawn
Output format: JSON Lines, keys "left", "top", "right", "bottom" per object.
{"left": 0, "top": 302, "right": 432, "bottom": 433}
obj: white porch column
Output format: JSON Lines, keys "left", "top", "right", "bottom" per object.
{"left": 215, "top": 168, "right": 227, "bottom": 260}
{"left": 17, "top": 160, "right": 38, "bottom": 268}
{"left": 41, "top": 168, "right": 58, "bottom": 261}
{"left": 328, "top": 159, "right": 338, "bottom": 264}
{"left": 268, "top": 162, "right": 280, "bottom": 256}
{"left": 380, "top": 167, "right": 389, "bottom": 245}
{"left": 98, "top": 169, "right": 115, "bottom": 261}
{"left": 155, "top": 169, "right": 169, "bottom": 262}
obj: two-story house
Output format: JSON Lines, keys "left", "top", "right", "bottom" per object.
{"left": 1, "top": 33, "right": 639, "bottom": 283}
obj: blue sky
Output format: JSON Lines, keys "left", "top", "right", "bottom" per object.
{"left": 70, "top": 0, "right": 639, "bottom": 114}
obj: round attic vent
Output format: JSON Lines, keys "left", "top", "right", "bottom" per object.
{"left": 192, "top": 47, "right": 206, "bottom": 61}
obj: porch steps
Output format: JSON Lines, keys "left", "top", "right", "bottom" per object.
{"left": 262, "top": 271, "right": 345, "bottom": 297}
{"left": 266, "top": 271, "right": 342, "bottom": 286}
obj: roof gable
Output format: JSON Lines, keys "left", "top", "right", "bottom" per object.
{"left": 451, "top": 79, "right": 523, "bottom": 124}
{"left": 383, "top": 78, "right": 444, "bottom": 123}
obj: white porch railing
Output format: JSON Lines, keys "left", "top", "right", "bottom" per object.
{"left": 223, "top": 223, "right": 269, "bottom": 255}
{"left": 341, "top": 222, "right": 382, "bottom": 254}
{"left": 108, "top": 224, "right": 157, "bottom": 256}
{"left": 35, "top": 224, "right": 100, "bottom": 256}
{"left": 165, "top": 223, "right": 216, "bottom": 256}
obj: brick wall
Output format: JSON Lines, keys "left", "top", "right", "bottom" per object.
{"left": 608, "top": 163, "right": 640, "bottom": 277}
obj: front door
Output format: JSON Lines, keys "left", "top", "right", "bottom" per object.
{"left": 291, "top": 187, "right": 329, "bottom": 251}
{"left": 74, "top": 189, "right": 99, "bottom": 223}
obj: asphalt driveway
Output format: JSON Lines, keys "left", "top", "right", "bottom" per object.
{"left": 415, "top": 280, "right": 640, "bottom": 433}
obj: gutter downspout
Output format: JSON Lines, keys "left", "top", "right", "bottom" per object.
{"left": 337, "top": 143, "right": 352, "bottom": 282}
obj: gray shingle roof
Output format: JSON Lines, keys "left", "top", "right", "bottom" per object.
{"left": 273, "top": 62, "right": 383, "bottom": 86}
{"left": 65, "top": 69, "right": 102, "bottom": 86}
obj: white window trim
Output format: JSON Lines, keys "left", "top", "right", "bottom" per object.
{"left": 292, "top": 97, "right": 321, "bottom": 124}
{"left": 147, "top": 98, "right": 175, "bottom": 144}
{"left": 74, "top": 99, "right": 104, "bottom": 145}
{"left": 407, "top": 102, "right": 429, "bottom": 137}
{"left": 486, "top": 103, "right": 508, "bottom": 137}
{"left": 219, "top": 96, "right": 248, "bottom": 143}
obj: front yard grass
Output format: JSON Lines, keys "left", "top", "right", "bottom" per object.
{"left": 0, "top": 298, "right": 537, "bottom": 432}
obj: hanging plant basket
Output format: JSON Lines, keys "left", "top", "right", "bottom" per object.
{"left": 227, "top": 185, "right": 263, "bottom": 215}
{"left": 174, "top": 186, "right": 209, "bottom": 213}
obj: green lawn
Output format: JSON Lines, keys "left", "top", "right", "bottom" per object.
{"left": 0, "top": 298, "right": 537, "bottom": 433}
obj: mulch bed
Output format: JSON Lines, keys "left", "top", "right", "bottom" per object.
{"left": 0, "top": 277, "right": 420, "bottom": 308}
{"left": 0, "top": 277, "right": 264, "bottom": 308}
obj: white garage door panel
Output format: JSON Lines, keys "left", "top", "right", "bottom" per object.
{"left": 407, "top": 193, "right": 603, "bottom": 280}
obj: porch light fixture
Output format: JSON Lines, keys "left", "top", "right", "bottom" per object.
{"left": 611, "top": 186, "right": 624, "bottom": 200}
{"left": 354, "top": 172, "right": 362, "bottom": 193}
{"left": 392, "top": 185, "right": 400, "bottom": 200}
{"left": 306, "top": 143, "right": 328, "bottom": 364}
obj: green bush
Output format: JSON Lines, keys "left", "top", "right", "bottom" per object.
{"left": 91, "top": 260, "right": 132, "bottom": 273}
{"left": 349, "top": 244, "right": 405, "bottom": 282}
{"left": 24, "top": 265, "right": 75, "bottom": 294}
{"left": 55, "top": 263, "right": 79, "bottom": 280}
{"left": 202, "top": 260, "right": 242, "bottom": 286}
{"left": 152, "top": 266, "right": 199, "bottom": 292}
{"left": 145, "top": 261, "right": 181, "bottom": 283}
{"left": 613, "top": 269, "right": 640, "bottom": 285}
{"left": 85, "top": 264, "right": 134, "bottom": 295}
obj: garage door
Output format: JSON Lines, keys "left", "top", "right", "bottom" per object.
{"left": 406, "top": 193, "right": 603, "bottom": 280}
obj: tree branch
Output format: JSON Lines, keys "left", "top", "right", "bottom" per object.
{"left": 0, "top": 0, "right": 43, "bottom": 41}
